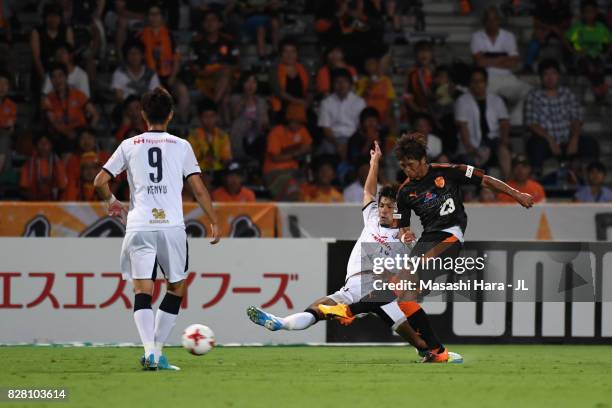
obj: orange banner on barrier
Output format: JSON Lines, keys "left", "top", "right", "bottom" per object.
{"left": 0, "top": 202, "right": 278, "bottom": 237}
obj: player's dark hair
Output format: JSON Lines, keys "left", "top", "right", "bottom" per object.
{"left": 538, "top": 58, "right": 560, "bottom": 77}
{"left": 359, "top": 107, "right": 379, "bottom": 124}
{"left": 378, "top": 184, "right": 398, "bottom": 203}
{"left": 470, "top": 66, "right": 488, "bottom": 82}
{"left": 141, "top": 87, "right": 174, "bottom": 124}
{"left": 197, "top": 98, "right": 218, "bottom": 114}
{"left": 414, "top": 40, "right": 433, "bottom": 54}
{"left": 48, "top": 62, "right": 68, "bottom": 77}
{"left": 394, "top": 133, "right": 427, "bottom": 161}
{"left": 331, "top": 68, "right": 353, "bottom": 84}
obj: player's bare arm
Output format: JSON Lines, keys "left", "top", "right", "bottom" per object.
{"left": 187, "top": 173, "right": 221, "bottom": 244}
{"left": 481, "top": 174, "right": 534, "bottom": 208}
{"left": 93, "top": 170, "right": 128, "bottom": 224}
{"left": 362, "top": 140, "right": 381, "bottom": 206}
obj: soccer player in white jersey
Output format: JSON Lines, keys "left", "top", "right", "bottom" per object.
{"left": 247, "top": 142, "right": 430, "bottom": 351}
{"left": 93, "top": 87, "right": 220, "bottom": 371}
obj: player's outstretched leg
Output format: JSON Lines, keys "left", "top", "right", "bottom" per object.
{"left": 133, "top": 288, "right": 157, "bottom": 370}
{"left": 400, "top": 301, "right": 462, "bottom": 363}
{"left": 153, "top": 280, "right": 185, "bottom": 371}
{"left": 247, "top": 306, "right": 319, "bottom": 331}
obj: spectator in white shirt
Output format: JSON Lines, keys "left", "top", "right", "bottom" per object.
{"left": 111, "top": 41, "right": 160, "bottom": 103}
{"left": 471, "top": 6, "right": 530, "bottom": 125}
{"left": 343, "top": 158, "right": 381, "bottom": 203}
{"left": 318, "top": 68, "right": 366, "bottom": 159}
{"left": 42, "top": 43, "right": 90, "bottom": 98}
{"left": 455, "top": 67, "right": 512, "bottom": 179}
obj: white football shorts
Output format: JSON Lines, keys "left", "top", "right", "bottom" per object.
{"left": 328, "top": 273, "right": 407, "bottom": 329}
{"left": 120, "top": 228, "right": 188, "bottom": 283}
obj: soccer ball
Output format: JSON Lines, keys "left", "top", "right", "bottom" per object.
{"left": 181, "top": 324, "right": 215, "bottom": 356}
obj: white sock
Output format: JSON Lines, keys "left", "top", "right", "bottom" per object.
{"left": 281, "top": 312, "right": 316, "bottom": 330}
{"left": 133, "top": 309, "right": 155, "bottom": 357}
{"left": 154, "top": 309, "right": 178, "bottom": 359}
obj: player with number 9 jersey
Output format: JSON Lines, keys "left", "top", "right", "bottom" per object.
{"left": 94, "top": 87, "right": 219, "bottom": 371}
{"left": 103, "top": 131, "right": 201, "bottom": 232}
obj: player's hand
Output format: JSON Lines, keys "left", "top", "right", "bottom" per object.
{"left": 398, "top": 230, "right": 416, "bottom": 245}
{"left": 107, "top": 199, "right": 128, "bottom": 225}
{"left": 210, "top": 222, "right": 221, "bottom": 245}
{"left": 516, "top": 192, "right": 534, "bottom": 208}
{"left": 370, "top": 140, "right": 382, "bottom": 163}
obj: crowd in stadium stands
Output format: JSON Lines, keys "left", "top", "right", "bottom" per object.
{"left": 0, "top": 0, "right": 611, "bottom": 203}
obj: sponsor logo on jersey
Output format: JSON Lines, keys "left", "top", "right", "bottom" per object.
{"left": 150, "top": 208, "right": 169, "bottom": 224}
{"left": 435, "top": 176, "right": 445, "bottom": 188}
{"left": 424, "top": 191, "right": 437, "bottom": 202}
{"left": 133, "top": 138, "right": 145, "bottom": 144}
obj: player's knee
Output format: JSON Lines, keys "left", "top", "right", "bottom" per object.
{"left": 167, "top": 280, "right": 186, "bottom": 297}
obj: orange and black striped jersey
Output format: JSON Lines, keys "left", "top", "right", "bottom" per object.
{"left": 396, "top": 164, "right": 484, "bottom": 234}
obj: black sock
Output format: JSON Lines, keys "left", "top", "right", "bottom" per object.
{"left": 159, "top": 293, "right": 182, "bottom": 315}
{"left": 407, "top": 308, "right": 444, "bottom": 352}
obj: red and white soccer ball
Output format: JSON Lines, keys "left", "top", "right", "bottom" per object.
{"left": 181, "top": 324, "right": 215, "bottom": 356}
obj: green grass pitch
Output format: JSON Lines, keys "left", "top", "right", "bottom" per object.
{"left": 2, "top": 345, "right": 611, "bottom": 408}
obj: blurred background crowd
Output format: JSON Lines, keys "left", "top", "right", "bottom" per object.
{"left": 0, "top": 0, "right": 611, "bottom": 204}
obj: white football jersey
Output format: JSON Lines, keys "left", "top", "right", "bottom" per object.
{"left": 345, "top": 200, "right": 404, "bottom": 280}
{"left": 103, "top": 131, "right": 201, "bottom": 232}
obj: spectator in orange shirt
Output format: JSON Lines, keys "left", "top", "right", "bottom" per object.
{"left": 497, "top": 155, "right": 546, "bottom": 203}
{"left": 138, "top": 3, "right": 191, "bottom": 123}
{"left": 212, "top": 161, "right": 256, "bottom": 202}
{"left": 63, "top": 151, "right": 104, "bottom": 201}
{"left": 42, "top": 63, "right": 99, "bottom": 155}
{"left": 300, "top": 160, "right": 343, "bottom": 203}
{"left": 65, "top": 128, "right": 110, "bottom": 188}
{"left": 355, "top": 54, "right": 396, "bottom": 125}
{"left": 115, "top": 95, "right": 147, "bottom": 144}
{"left": 403, "top": 41, "right": 435, "bottom": 119}
{"left": 20, "top": 134, "right": 67, "bottom": 200}
{"left": 315, "top": 45, "right": 357, "bottom": 97}
{"left": 263, "top": 103, "right": 312, "bottom": 200}
{"left": 0, "top": 71, "right": 16, "bottom": 173}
